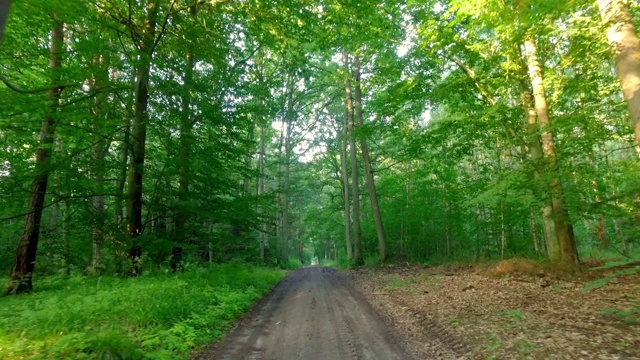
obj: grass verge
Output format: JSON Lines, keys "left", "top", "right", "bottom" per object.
{"left": 0, "top": 264, "right": 286, "bottom": 359}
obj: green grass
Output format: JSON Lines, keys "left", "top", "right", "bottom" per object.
{"left": 0, "top": 264, "right": 286, "bottom": 359}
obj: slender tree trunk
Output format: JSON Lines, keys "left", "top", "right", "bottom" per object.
{"left": 343, "top": 52, "right": 363, "bottom": 265}
{"left": 276, "top": 109, "right": 285, "bottom": 259}
{"left": 614, "top": 218, "right": 627, "bottom": 252}
{"left": 126, "top": 1, "right": 158, "bottom": 240}
{"left": 258, "top": 120, "right": 266, "bottom": 262}
{"left": 340, "top": 113, "right": 353, "bottom": 260}
{"left": 500, "top": 202, "right": 506, "bottom": 259}
{"left": 277, "top": 75, "right": 294, "bottom": 261}
{"left": 90, "top": 53, "right": 110, "bottom": 275}
{"left": 176, "top": 4, "right": 197, "bottom": 242}
{"left": 115, "top": 105, "right": 132, "bottom": 228}
{"left": 598, "top": 0, "right": 640, "bottom": 148}
{"left": 530, "top": 206, "right": 540, "bottom": 254}
{"left": 523, "top": 35, "right": 579, "bottom": 266}
{"left": 282, "top": 106, "right": 293, "bottom": 260}
{"left": 6, "top": 22, "right": 64, "bottom": 295}
{"left": 353, "top": 55, "right": 387, "bottom": 262}
{"left": 62, "top": 199, "right": 71, "bottom": 276}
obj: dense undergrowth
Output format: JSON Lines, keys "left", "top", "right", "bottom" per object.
{"left": 0, "top": 264, "right": 286, "bottom": 359}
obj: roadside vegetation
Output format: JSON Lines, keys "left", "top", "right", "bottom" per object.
{"left": 0, "top": 265, "right": 285, "bottom": 359}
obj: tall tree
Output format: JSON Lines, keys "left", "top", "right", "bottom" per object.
{"left": 126, "top": 0, "right": 159, "bottom": 239}
{"left": 523, "top": 35, "right": 579, "bottom": 266}
{"left": 597, "top": 0, "right": 640, "bottom": 148}
{"left": 6, "top": 21, "right": 64, "bottom": 294}
{"left": 175, "top": 4, "right": 197, "bottom": 241}
{"left": 343, "top": 51, "right": 363, "bottom": 265}
{"left": 340, "top": 112, "right": 353, "bottom": 260}
{"left": 89, "top": 50, "right": 110, "bottom": 274}
{"left": 353, "top": 54, "right": 387, "bottom": 262}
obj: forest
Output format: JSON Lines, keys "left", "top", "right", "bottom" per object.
{"left": 1, "top": 0, "right": 640, "bottom": 358}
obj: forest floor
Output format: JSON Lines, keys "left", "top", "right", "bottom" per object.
{"left": 350, "top": 259, "right": 640, "bottom": 360}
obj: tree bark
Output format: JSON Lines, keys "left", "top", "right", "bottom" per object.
{"left": 276, "top": 103, "right": 285, "bottom": 259}
{"left": 523, "top": 35, "right": 579, "bottom": 266}
{"left": 6, "top": 22, "right": 64, "bottom": 294}
{"left": 529, "top": 206, "right": 540, "bottom": 254}
{"left": 126, "top": 0, "right": 158, "bottom": 239}
{"left": 516, "top": 44, "right": 561, "bottom": 261}
{"left": 343, "top": 51, "right": 363, "bottom": 266}
{"left": 353, "top": 55, "right": 387, "bottom": 262}
{"left": 282, "top": 80, "right": 294, "bottom": 260}
{"left": 89, "top": 51, "right": 110, "bottom": 274}
{"left": 597, "top": 0, "right": 640, "bottom": 148}
{"left": 176, "top": 4, "right": 197, "bottom": 242}
{"left": 340, "top": 111, "right": 353, "bottom": 260}
{"left": 115, "top": 117, "right": 131, "bottom": 227}
{"left": 258, "top": 120, "right": 266, "bottom": 262}
{"left": 62, "top": 199, "right": 71, "bottom": 276}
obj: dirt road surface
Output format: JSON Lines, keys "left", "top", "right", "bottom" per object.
{"left": 203, "top": 267, "right": 417, "bottom": 360}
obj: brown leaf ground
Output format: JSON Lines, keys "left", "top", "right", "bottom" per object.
{"left": 349, "top": 259, "right": 640, "bottom": 360}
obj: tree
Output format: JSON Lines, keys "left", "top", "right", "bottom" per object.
{"left": 353, "top": 54, "right": 387, "bottom": 262}
{"left": 522, "top": 34, "right": 579, "bottom": 266}
{"left": 6, "top": 20, "right": 64, "bottom": 294}
{"left": 343, "top": 51, "right": 364, "bottom": 265}
{"left": 597, "top": 0, "right": 640, "bottom": 148}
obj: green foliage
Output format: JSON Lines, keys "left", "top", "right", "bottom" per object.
{"left": 584, "top": 265, "right": 640, "bottom": 292}
{"left": 279, "top": 258, "right": 304, "bottom": 270}
{"left": 515, "top": 339, "right": 537, "bottom": 356}
{"left": 482, "top": 331, "right": 503, "bottom": 360}
{"left": 499, "top": 309, "right": 526, "bottom": 330}
{"left": 322, "top": 256, "right": 355, "bottom": 269}
{"left": 600, "top": 306, "right": 640, "bottom": 326}
{"left": 386, "top": 275, "right": 416, "bottom": 290}
{"left": 0, "top": 265, "right": 285, "bottom": 359}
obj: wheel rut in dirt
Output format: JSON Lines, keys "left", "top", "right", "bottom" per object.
{"left": 202, "top": 266, "right": 416, "bottom": 360}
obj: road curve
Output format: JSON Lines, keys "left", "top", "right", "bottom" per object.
{"left": 201, "top": 267, "right": 415, "bottom": 360}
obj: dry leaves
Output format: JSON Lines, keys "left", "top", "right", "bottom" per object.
{"left": 350, "top": 261, "right": 640, "bottom": 360}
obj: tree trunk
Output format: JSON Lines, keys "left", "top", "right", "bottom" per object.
{"left": 115, "top": 108, "right": 131, "bottom": 228}
{"left": 343, "top": 51, "right": 363, "bottom": 266}
{"left": 258, "top": 120, "right": 266, "bottom": 262}
{"left": 529, "top": 206, "right": 540, "bottom": 254}
{"left": 176, "top": 4, "right": 197, "bottom": 242}
{"left": 353, "top": 55, "right": 387, "bottom": 262}
{"left": 282, "top": 95, "right": 293, "bottom": 260}
{"left": 597, "top": 0, "right": 640, "bottom": 148}
{"left": 6, "top": 22, "right": 64, "bottom": 295}
{"left": 523, "top": 35, "right": 579, "bottom": 266}
{"left": 516, "top": 47, "right": 560, "bottom": 261}
{"left": 276, "top": 107, "right": 285, "bottom": 260}
{"left": 90, "top": 53, "right": 110, "bottom": 275}
{"left": 126, "top": 1, "right": 158, "bottom": 240}
{"left": 62, "top": 199, "right": 71, "bottom": 276}
{"left": 339, "top": 113, "right": 352, "bottom": 260}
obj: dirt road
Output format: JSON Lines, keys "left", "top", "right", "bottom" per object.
{"left": 203, "top": 267, "right": 416, "bottom": 360}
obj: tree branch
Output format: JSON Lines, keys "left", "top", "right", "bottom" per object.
{"left": 0, "top": 74, "right": 77, "bottom": 94}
